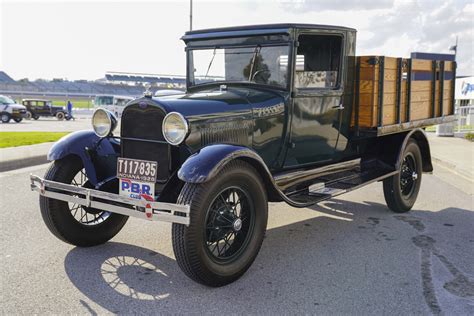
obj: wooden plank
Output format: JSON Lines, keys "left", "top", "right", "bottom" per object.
{"left": 359, "top": 93, "right": 396, "bottom": 107}
{"left": 412, "top": 59, "right": 432, "bottom": 71}
{"left": 410, "top": 101, "right": 431, "bottom": 120}
{"left": 359, "top": 80, "right": 375, "bottom": 93}
{"left": 411, "top": 81, "right": 432, "bottom": 92}
{"left": 445, "top": 61, "right": 453, "bottom": 72}
{"left": 410, "top": 91, "right": 431, "bottom": 102}
{"left": 384, "top": 70, "right": 398, "bottom": 81}
{"left": 359, "top": 68, "right": 376, "bottom": 80}
{"left": 359, "top": 80, "right": 397, "bottom": 94}
{"left": 382, "top": 105, "right": 397, "bottom": 125}
{"left": 384, "top": 57, "right": 398, "bottom": 70}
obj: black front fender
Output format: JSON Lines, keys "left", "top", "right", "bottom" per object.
{"left": 48, "top": 130, "right": 120, "bottom": 186}
{"left": 177, "top": 144, "right": 307, "bottom": 204}
{"left": 177, "top": 144, "right": 265, "bottom": 183}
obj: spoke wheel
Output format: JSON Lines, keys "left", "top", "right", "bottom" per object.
{"left": 383, "top": 139, "right": 423, "bottom": 213}
{"left": 40, "top": 157, "right": 128, "bottom": 247}
{"left": 204, "top": 187, "right": 255, "bottom": 264}
{"left": 172, "top": 160, "right": 268, "bottom": 287}
{"left": 69, "top": 168, "right": 110, "bottom": 226}
{"left": 399, "top": 154, "right": 418, "bottom": 197}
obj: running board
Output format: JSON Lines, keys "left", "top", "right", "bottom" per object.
{"left": 278, "top": 160, "right": 397, "bottom": 206}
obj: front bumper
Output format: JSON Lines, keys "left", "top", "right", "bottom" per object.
{"left": 30, "top": 175, "right": 190, "bottom": 225}
{"left": 12, "top": 111, "right": 27, "bottom": 119}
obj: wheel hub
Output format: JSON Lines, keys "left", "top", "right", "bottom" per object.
{"left": 233, "top": 218, "right": 243, "bottom": 231}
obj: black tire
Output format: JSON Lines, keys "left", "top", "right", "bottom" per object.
{"left": 26, "top": 111, "right": 33, "bottom": 120}
{"left": 13, "top": 118, "right": 23, "bottom": 123}
{"left": 33, "top": 115, "right": 39, "bottom": 120}
{"left": 1, "top": 113, "right": 11, "bottom": 123}
{"left": 40, "top": 157, "right": 128, "bottom": 247}
{"left": 383, "top": 139, "right": 423, "bottom": 213}
{"left": 56, "top": 112, "right": 65, "bottom": 120}
{"left": 172, "top": 160, "right": 268, "bottom": 287}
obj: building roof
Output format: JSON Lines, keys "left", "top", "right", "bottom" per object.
{"left": 0, "top": 71, "right": 15, "bottom": 83}
{"left": 182, "top": 23, "right": 356, "bottom": 41}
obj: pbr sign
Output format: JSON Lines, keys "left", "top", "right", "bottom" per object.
{"left": 119, "top": 178, "right": 155, "bottom": 201}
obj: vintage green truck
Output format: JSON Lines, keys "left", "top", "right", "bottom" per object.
{"left": 30, "top": 24, "right": 456, "bottom": 287}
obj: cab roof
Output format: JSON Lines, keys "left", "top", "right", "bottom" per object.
{"left": 182, "top": 23, "right": 356, "bottom": 41}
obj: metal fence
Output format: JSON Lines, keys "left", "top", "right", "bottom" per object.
{"left": 454, "top": 105, "right": 474, "bottom": 131}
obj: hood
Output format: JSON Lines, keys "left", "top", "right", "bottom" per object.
{"left": 153, "top": 85, "right": 286, "bottom": 120}
{"left": 5, "top": 103, "right": 26, "bottom": 111}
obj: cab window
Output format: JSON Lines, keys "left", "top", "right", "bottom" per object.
{"left": 294, "top": 34, "right": 342, "bottom": 89}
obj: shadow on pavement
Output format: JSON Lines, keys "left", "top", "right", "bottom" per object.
{"left": 64, "top": 199, "right": 474, "bottom": 314}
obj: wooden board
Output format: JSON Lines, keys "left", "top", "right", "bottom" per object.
{"left": 352, "top": 55, "right": 455, "bottom": 129}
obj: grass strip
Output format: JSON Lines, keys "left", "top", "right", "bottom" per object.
{"left": 0, "top": 132, "right": 69, "bottom": 148}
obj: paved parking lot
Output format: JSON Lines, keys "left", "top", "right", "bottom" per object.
{"left": 0, "top": 110, "right": 95, "bottom": 132}
{"left": 0, "top": 164, "right": 473, "bottom": 314}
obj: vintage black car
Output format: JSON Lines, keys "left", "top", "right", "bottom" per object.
{"left": 22, "top": 99, "right": 69, "bottom": 120}
{"left": 30, "top": 24, "right": 455, "bottom": 287}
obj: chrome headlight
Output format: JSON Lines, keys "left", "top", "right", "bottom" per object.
{"left": 162, "top": 112, "right": 189, "bottom": 145}
{"left": 92, "top": 108, "right": 117, "bottom": 137}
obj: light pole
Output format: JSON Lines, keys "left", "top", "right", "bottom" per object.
{"left": 449, "top": 36, "right": 458, "bottom": 61}
{"left": 189, "top": 0, "right": 193, "bottom": 31}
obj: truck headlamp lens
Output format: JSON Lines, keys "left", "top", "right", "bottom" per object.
{"left": 162, "top": 112, "right": 188, "bottom": 145}
{"left": 92, "top": 108, "right": 117, "bottom": 137}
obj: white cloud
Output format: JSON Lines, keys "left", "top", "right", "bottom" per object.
{"left": 1, "top": 0, "right": 472, "bottom": 79}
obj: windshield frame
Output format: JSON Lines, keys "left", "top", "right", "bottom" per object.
{"left": 186, "top": 41, "right": 293, "bottom": 91}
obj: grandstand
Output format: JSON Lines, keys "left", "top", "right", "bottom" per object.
{"left": 0, "top": 70, "right": 222, "bottom": 102}
{"left": 0, "top": 71, "right": 191, "bottom": 100}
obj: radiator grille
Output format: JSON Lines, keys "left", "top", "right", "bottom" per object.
{"left": 120, "top": 104, "right": 170, "bottom": 181}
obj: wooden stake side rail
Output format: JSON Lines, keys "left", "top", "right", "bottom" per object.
{"left": 351, "top": 55, "right": 456, "bottom": 135}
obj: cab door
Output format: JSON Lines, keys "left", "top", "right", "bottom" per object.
{"left": 284, "top": 33, "right": 346, "bottom": 168}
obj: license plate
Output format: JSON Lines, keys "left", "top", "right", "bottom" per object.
{"left": 117, "top": 158, "right": 157, "bottom": 201}
{"left": 117, "top": 157, "right": 157, "bottom": 182}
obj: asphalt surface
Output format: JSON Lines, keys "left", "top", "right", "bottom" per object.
{"left": 0, "top": 164, "right": 473, "bottom": 314}
{"left": 0, "top": 110, "right": 95, "bottom": 132}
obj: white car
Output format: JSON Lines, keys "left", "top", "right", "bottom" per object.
{"left": 0, "top": 95, "right": 27, "bottom": 123}
{"left": 93, "top": 95, "right": 134, "bottom": 118}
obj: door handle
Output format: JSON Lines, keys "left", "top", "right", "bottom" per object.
{"left": 332, "top": 104, "right": 345, "bottom": 110}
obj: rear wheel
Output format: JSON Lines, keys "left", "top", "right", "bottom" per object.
{"left": 40, "top": 157, "right": 128, "bottom": 247}
{"left": 26, "top": 111, "right": 33, "bottom": 120}
{"left": 383, "top": 139, "right": 422, "bottom": 213}
{"left": 13, "top": 118, "right": 23, "bottom": 123}
{"left": 172, "top": 160, "right": 268, "bottom": 287}
{"left": 1, "top": 113, "right": 11, "bottom": 123}
{"left": 56, "top": 112, "right": 65, "bottom": 120}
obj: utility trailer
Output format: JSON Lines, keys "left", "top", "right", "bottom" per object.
{"left": 30, "top": 24, "right": 456, "bottom": 287}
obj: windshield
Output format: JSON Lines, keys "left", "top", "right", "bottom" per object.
{"left": 0, "top": 96, "right": 15, "bottom": 105}
{"left": 189, "top": 45, "right": 290, "bottom": 88}
{"left": 95, "top": 96, "right": 114, "bottom": 106}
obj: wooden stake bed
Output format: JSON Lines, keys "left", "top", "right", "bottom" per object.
{"left": 352, "top": 56, "right": 456, "bottom": 136}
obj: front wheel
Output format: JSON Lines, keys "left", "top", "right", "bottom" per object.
{"left": 383, "top": 139, "right": 423, "bottom": 213}
{"left": 40, "top": 157, "right": 128, "bottom": 247}
{"left": 13, "top": 118, "right": 23, "bottom": 123}
{"left": 172, "top": 160, "right": 268, "bottom": 287}
{"left": 56, "top": 112, "right": 65, "bottom": 120}
{"left": 1, "top": 113, "right": 11, "bottom": 123}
